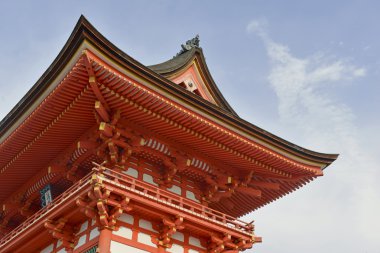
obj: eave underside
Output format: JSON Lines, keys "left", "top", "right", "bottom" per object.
{"left": 0, "top": 52, "right": 326, "bottom": 218}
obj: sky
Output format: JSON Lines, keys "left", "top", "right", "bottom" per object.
{"left": 0, "top": 1, "right": 379, "bottom": 252}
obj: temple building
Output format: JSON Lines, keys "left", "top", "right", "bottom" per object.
{"left": 0, "top": 16, "right": 338, "bottom": 253}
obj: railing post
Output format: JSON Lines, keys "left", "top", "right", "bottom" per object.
{"left": 131, "top": 179, "right": 136, "bottom": 190}
{"left": 222, "top": 214, "right": 226, "bottom": 224}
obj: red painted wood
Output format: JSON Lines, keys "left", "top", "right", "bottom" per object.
{"left": 98, "top": 228, "right": 112, "bottom": 253}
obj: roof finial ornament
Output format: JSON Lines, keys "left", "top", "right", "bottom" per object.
{"left": 176, "top": 34, "right": 200, "bottom": 56}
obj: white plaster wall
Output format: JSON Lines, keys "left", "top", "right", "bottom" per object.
{"left": 143, "top": 174, "right": 157, "bottom": 186}
{"left": 172, "top": 232, "right": 184, "bottom": 242}
{"left": 189, "top": 236, "right": 204, "bottom": 248}
{"left": 137, "top": 233, "right": 157, "bottom": 247}
{"left": 168, "top": 185, "right": 182, "bottom": 195}
{"left": 113, "top": 226, "right": 133, "bottom": 239}
{"left": 118, "top": 213, "right": 134, "bottom": 224}
{"left": 56, "top": 248, "right": 66, "bottom": 253}
{"left": 89, "top": 227, "right": 100, "bottom": 240}
{"left": 110, "top": 241, "right": 150, "bottom": 253}
{"left": 186, "top": 190, "right": 199, "bottom": 202}
{"left": 123, "top": 167, "right": 138, "bottom": 178}
{"left": 74, "top": 234, "right": 86, "bottom": 249}
{"left": 139, "top": 219, "right": 155, "bottom": 232}
{"left": 78, "top": 220, "right": 88, "bottom": 234}
{"left": 169, "top": 243, "right": 184, "bottom": 253}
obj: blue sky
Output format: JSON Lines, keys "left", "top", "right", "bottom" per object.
{"left": 0, "top": 1, "right": 379, "bottom": 252}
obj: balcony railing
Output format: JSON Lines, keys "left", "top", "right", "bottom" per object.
{"left": 94, "top": 167, "right": 254, "bottom": 235}
{"left": 0, "top": 173, "right": 93, "bottom": 248}
{"left": 0, "top": 167, "right": 255, "bottom": 248}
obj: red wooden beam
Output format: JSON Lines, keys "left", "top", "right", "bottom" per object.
{"left": 235, "top": 187, "right": 261, "bottom": 198}
{"left": 95, "top": 100, "right": 110, "bottom": 122}
{"left": 82, "top": 50, "right": 96, "bottom": 77}
{"left": 77, "top": 140, "right": 98, "bottom": 150}
{"left": 249, "top": 180, "right": 280, "bottom": 190}
{"left": 2, "top": 203, "right": 20, "bottom": 212}
{"left": 47, "top": 165, "right": 65, "bottom": 174}
{"left": 99, "top": 122, "right": 114, "bottom": 137}
{"left": 82, "top": 52, "right": 110, "bottom": 112}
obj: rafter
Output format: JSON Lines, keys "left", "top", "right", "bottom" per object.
{"left": 95, "top": 100, "right": 110, "bottom": 122}
{"left": 249, "top": 180, "right": 280, "bottom": 190}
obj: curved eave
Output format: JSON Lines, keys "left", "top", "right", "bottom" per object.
{"left": 0, "top": 15, "right": 338, "bottom": 169}
{"left": 149, "top": 49, "right": 338, "bottom": 167}
{"left": 234, "top": 117, "right": 339, "bottom": 167}
{"left": 0, "top": 18, "right": 87, "bottom": 139}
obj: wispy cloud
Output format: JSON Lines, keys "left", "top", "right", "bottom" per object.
{"left": 246, "top": 19, "right": 379, "bottom": 253}
{"left": 247, "top": 19, "right": 366, "bottom": 154}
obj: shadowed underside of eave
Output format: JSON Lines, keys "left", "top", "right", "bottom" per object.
{"left": 0, "top": 52, "right": 334, "bottom": 219}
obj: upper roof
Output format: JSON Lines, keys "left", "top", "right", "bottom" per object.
{"left": 149, "top": 47, "right": 238, "bottom": 115}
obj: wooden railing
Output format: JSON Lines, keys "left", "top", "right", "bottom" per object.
{"left": 94, "top": 167, "right": 254, "bottom": 235}
{"left": 0, "top": 167, "right": 254, "bottom": 248}
{"left": 0, "top": 173, "right": 93, "bottom": 247}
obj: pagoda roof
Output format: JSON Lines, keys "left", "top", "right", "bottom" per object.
{"left": 148, "top": 47, "right": 238, "bottom": 115}
{"left": 0, "top": 16, "right": 338, "bottom": 217}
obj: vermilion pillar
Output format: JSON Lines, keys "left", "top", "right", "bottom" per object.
{"left": 158, "top": 245, "right": 167, "bottom": 253}
{"left": 98, "top": 228, "right": 112, "bottom": 253}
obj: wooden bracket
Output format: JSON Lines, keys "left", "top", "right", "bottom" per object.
{"left": 76, "top": 174, "right": 132, "bottom": 230}
{"left": 152, "top": 215, "right": 185, "bottom": 249}
{"left": 203, "top": 172, "right": 264, "bottom": 203}
{"left": 208, "top": 234, "right": 255, "bottom": 253}
{"left": 44, "top": 218, "right": 78, "bottom": 252}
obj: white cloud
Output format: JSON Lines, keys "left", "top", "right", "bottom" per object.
{"left": 247, "top": 20, "right": 367, "bottom": 153}
{"left": 246, "top": 19, "right": 268, "bottom": 39}
{"left": 352, "top": 67, "right": 366, "bottom": 77}
{"left": 245, "top": 19, "right": 379, "bottom": 253}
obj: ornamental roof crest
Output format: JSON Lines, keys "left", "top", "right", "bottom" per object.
{"left": 177, "top": 34, "right": 200, "bottom": 56}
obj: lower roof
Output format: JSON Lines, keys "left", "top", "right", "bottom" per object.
{"left": 0, "top": 16, "right": 338, "bottom": 215}
{"left": 0, "top": 16, "right": 338, "bottom": 167}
